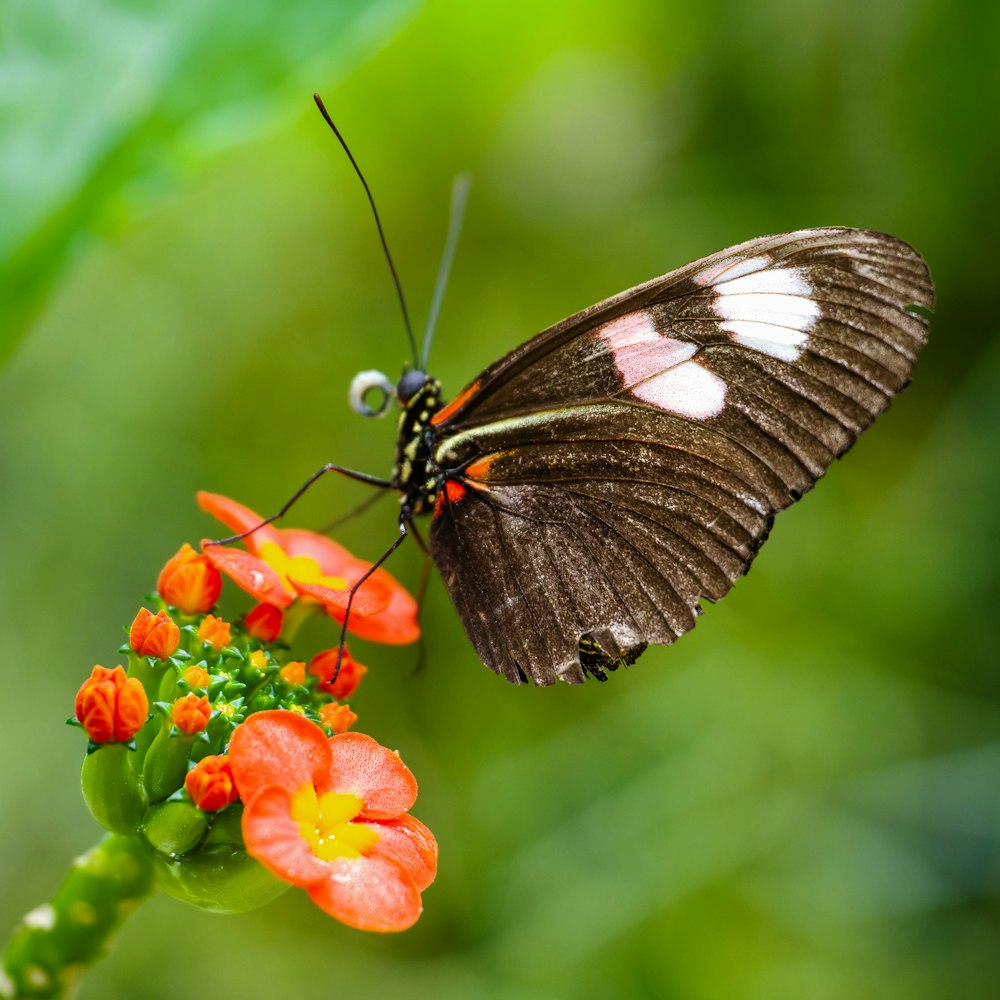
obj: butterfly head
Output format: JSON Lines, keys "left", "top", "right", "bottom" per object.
{"left": 348, "top": 367, "right": 435, "bottom": 418}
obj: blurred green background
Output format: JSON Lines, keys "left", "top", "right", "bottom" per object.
{"left": 2, "top": 1, "right": 998, "bottom": 997}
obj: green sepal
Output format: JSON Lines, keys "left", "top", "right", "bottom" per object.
{"left": 81, "top": 744, "right": 147, "bottom": 835}
{"left": 153, "top": 843, "right": 288, "bottom": 913}
{"left": 221, "top": 646, "right": 245, "bottom": 661}
{"left": 141, "top": 801, "right": 208, "bottom": 857}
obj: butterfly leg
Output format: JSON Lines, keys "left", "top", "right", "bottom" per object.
{"left": 206, "top": 463, "right": 393, "bottom": 545}
{"left": 330, "top": 518, "right": 411, "bottom": 683}
{"left": 408, "top": 552, "right": 433, "bottom": 677}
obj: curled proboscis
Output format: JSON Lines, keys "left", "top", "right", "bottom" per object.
{"left": 349, "top": 370, "right": 395, "bottom": 417}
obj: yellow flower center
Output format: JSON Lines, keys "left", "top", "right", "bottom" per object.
{"left": 291, "top": 784, "right": 379, "bottom": 861}
{"left": 258, "top": 542, "right": 348, "bottom": 598}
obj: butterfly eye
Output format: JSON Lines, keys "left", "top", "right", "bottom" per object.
{"left": 349, "top": 370, "right": 395, "bottom": 417}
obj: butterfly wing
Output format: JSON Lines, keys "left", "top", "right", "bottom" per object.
{"left": 427, "top": 228, "right": 933, "bottom": 685}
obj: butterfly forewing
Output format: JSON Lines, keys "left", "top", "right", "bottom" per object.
{"left": 426, "top": 228, "right": 933, "bottom": 685}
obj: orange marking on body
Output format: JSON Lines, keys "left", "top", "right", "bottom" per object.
{"left": 464, "top": 453, "right": 499, "bottom": 483}
{"left": 433, "top": 478, "right": 468, "bottom": 519}
{"left": 431, "top": 380, "right": 481, "bottom": 426}
{"left": 445, "top": 479, "right": 467, "bottom": 503}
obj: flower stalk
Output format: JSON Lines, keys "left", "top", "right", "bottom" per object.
{"left": 1, "top": 835, "right": 155, "bottom": 999}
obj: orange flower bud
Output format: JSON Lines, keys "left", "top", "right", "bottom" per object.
{"left": 197, "top": 614, "right": 231, "bottom": 651}
{"left": 309, "top": 647, "right": 368, "bottom": 700}
{"left": 244, "top": 602, "right": 284, "bottom": 642}
{"left": 185, "top": 755, "right": 239, "bottom": 811}
{"left": 182, "top": 665, "right": 211, "bottom": 690}
{"left": 129, "top": 607, "right": 180, "bottom": 659}
{"left": 319, "top": 702, "right": 358, "bottom": 734}
{"left": 279, "top": 661, "right": 306, "bottom": 685}
{"left": 157, "top": 543, "right": 222, "bottom": 614}
{"left": 75, "top": 665, "right": 149, "bottom": 743}
{"left": 172, "top": 693, "right": 212, "bottom": 735}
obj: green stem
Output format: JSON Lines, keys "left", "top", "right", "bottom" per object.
{"left": 1, "top": 835, "right": 155, "bottom": 999}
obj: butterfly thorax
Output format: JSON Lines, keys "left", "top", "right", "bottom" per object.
{"left": 393, "top": 376, "right": 445, "bottom": 516}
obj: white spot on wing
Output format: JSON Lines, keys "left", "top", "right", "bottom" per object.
{"left": 714, "top": 266, "right": 811, "bottom": 297}
{"left": 722, "top": 320, "right": 808, "bottom": 361}
{"left": 714, "top": 292, "right": 819, "bottom": 327}
{"left": 634, "top": 360, "right": 726, "bottom": 418}
{"left": 710, "top": 266, "right": 818, "bottom": 360}
{"left": 694, "top": 253, "right": 772, "bottom": 286}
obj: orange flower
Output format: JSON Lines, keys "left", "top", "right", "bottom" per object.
{"left": 319, "top": 702, "right": 357, "bottom": 734}
{"left": 228, "top": 711, "right": 436, "bottom": 932}
{"left": 279, "top": 661, "right": 306, "bottom": 686}
{"left": 186, "top": 755, "right": 239, "bottom": 811}
{"left": 172, "top": 693, "right": 211, "bottom": 735}
{"left": 244, "top": 602, "right": 284, "bottom": 642}
{"left": 129, "top": 608, "right": 180, "bottom": 659}
{"left": 158, "top": 543, "right": 222, "bottom": 614}
{"left": 182, "top": 665, "right": 211, "bottom": 690}
{"left": 75, "top": 665, "right": 149, "bottom": 743}
{"left": 197, "top": 614, "right": 231, "bottom": 651}
{"left": 198, "top": 492, "right": 418, "bottom": 645}
{"left": 309, "top": 647, "right": 368, "bottom": 700}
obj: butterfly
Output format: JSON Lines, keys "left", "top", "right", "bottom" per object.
{"left": 349, "top": 227, "right": 933, "bottom": 686}
{"left": 257, "top": 99, "right": 934, "bottom": 687}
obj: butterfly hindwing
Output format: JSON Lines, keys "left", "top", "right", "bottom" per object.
{"left": 427, "top": 228, "right": 933, "bottom": 685}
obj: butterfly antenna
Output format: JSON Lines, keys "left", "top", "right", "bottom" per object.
{"left": 422, "top": 173, "right": 472, "bottom": 370}
{"left": 313, "top": 93, "right": 419, "bottom": 369}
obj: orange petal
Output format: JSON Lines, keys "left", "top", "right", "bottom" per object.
{"left": 201, "top": 542, "right": 293, "bottom": 607}
{"left": 197, "top": 492, "right": 281, "bottom": 555}
{"left": 307, "top": 854, "right": 423, "bottom": 932}
{"left": 228, "top": 711, "right": 332, "bottom": 801}
{"left": 325, "top": 732, "right": 417, "bottom": 819}
{"left": 289, "top": 576, "right": 391, "bottom": 620}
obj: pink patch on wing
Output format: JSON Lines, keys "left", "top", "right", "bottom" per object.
{"left": 598, "top": 311, "right": 726, "bottom": 419}
{"left": 599, "top": 312, "right": 696, "bottom": 385}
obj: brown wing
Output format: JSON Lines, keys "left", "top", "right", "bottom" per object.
{"left": 428, "top": 228, "right": 934, "bottom": 685}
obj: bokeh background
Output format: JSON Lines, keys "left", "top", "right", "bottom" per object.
{"left": 2, "top": 1, "right": 998, "bottom": 997}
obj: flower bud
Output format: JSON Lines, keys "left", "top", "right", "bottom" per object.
{"left": 186, "top": 755, "right": 239, "bottom": 811}
{"left": 309, "top": 647, "right": 367, "bottom": 700}
{"left": 319, "top": 702, "right": 358, "bottom": 734}
{"left": 129, "top": 608, "right": 180, "bottom": 659}
{"left": 75, "top": 665, "right": 149, "bottom": 743}
{"left": 172, "top": 693, "right": 212, "bottom": 735}
{"left": 279, "top": 661, "right": 306, "bottom": 686}
{"left": 158, "top": 543, "right": 222, "bottom": 614}
{"left": 182, "top": 665, "right": 211, "bottom": 690}
{"left": 197, "top": 614, "right": 231, "bottom": 651}
{"left": 244, "top": 602, "right": 283, "bottom": 641}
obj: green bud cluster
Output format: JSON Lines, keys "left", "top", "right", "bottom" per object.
{"left": 77, "top": 603, "right": 339, "bottom": 911}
